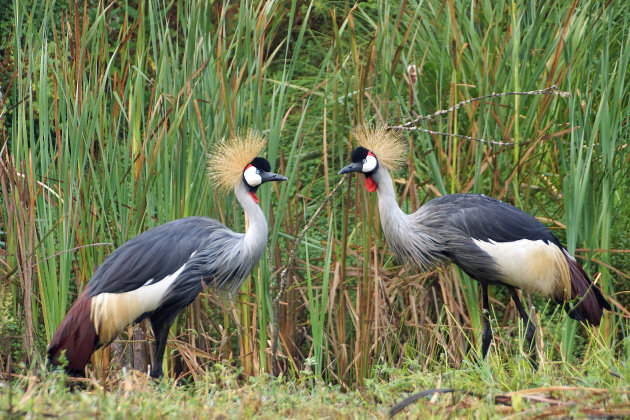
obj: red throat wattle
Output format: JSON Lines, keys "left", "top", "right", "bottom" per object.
{"left": 249, "top": 191, "right": 259, "bottom": 204}
{"left": 365, "top": 175, "right": 377, "bottom": 192}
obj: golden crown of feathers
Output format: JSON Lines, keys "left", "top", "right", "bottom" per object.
{"left": 208, "top": 131, "right": 267, "bottom": 191}
{"left": 353, "top": 125, "right": 407, "bottom": 171}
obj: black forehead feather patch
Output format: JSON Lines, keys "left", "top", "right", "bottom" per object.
{"left": 350, "top": 146, "right": 370, "bottom": 163}
{"left": 250, "top": 157, "right": 271, "bottom": 172}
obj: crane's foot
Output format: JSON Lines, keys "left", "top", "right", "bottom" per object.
{"left": 524, "top": 324, "right": 539, "bottom": 371}
{"left": 149, "top": 367, "right": 164, "bottom": 379}
{"left": 507, "top": 286, "right": 539, "bottom": 371}
{"left": 527, "top": 354, "right": 539, "bottom": 371}
{"left": 473, "top": 352, "right": 488, "bottom": 368}
{"left": 481, "top": 315, "right": 493, "bottom": 359}
{"left": 478, "top": 283, "right": 493, "bottom": 366}
{"left": 471, "top": 318, "right": 493, "bottom": 367}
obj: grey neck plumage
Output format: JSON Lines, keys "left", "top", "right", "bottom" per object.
{"left": 236, "top": 181, "right": 268, "bottom": 244}
{"left": 234, "top": 180, "right": 268, "bottom": 271}
{"left": 371, "top": 167, "right": 447, "bottom": 271}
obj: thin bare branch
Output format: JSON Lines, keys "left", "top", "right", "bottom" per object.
{"left": 392, "top": 85, "right": 570, "bottom": 129}
{"left": 400, "top": 127, "right": 515, "bottom": 146}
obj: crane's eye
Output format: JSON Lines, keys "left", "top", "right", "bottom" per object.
{"left": 362, "top": 154, "right": 377, "bottom": 173}
{"left": 256, "top": 169, "right": 261, "bottom": 174}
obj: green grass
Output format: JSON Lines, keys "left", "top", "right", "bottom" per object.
{"left": 2, "top": 355, "right": 629, "bottom": 419}
{"left": 1, "top": 0, "right": 630, "bottom": 412}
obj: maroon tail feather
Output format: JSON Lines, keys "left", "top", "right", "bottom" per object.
{"left": 47, "top": 293, "right": 98, "bottom": 375}
{"left": 564, "top": 251, "right": 611, "bottom": 326}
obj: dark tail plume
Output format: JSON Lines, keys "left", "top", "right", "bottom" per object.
{"left": 47, "top": 292, "right": 98, "bottom": 375}
{"left": 563, "top": 250, "right": 611, "bottom": 326}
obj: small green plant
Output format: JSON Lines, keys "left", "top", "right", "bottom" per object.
{"left": 0, "top": 290, "right": 25, "bottom": 368}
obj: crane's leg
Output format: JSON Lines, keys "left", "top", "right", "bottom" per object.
{"left": 149, "top": 313, "right": 178, "bottom": 378}
{"left": 480, "top": 282, "right": 493, "bottom": 359}
{"left": 148, "top": 279, "right": 204, "bottom": 378}
{"left": 148, "top": 289, "right": 203, "bottom": 378}
{"left": 507, "top": 286, "right": 538, "bottom": 369}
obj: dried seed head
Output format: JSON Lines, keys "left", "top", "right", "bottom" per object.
{"left": 407, "top": 64, "right": 417, "bottom": 84}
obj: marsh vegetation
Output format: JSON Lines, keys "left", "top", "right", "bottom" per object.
{"left": 1, "top": 0, "right": 629, "bottom": 417}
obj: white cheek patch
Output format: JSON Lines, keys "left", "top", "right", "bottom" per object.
{"left": 362, "top": 154, "right": 377, "bottom": 173}
{"left": 243, "top": 165, "right": 262, "bottom": 187}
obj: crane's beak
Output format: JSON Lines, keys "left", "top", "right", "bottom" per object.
{"left": 338, "top": 162, "right": 363, "bottom": 175}
{"left": 261, "top": 171, "right": 288, "bottom": 183}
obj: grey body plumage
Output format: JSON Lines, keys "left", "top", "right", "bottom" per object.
{"left": 87, "top": 215, "right": 255, "bottom": 297}
{"left": 373, "top": 167, "right": 558, "bottom": 287}
{"left": 341, "top": 143, "right": 610, "bottom": 366}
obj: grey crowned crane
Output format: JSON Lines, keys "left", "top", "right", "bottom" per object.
{"left": 47, "top": 133, "right": 287, "bottom": 378}
{"left": 339, "top": 126, "right": 610, "bottom": 363}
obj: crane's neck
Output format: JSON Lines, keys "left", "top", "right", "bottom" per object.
{"left": 372, "top": 166, "right": 409, "bottom": 232}
{"left": 371, "top": 166, "right": 445, "bottom": 271}
{"left": 234, "top": 181, "right": 268, "bottom": 257}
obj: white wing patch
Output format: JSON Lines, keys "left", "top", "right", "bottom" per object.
{"left": 90, "top": 263, "right": 187, "bottom": 346}
{"left": 472, "top": 238, "right": 570, "bottom": 299}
